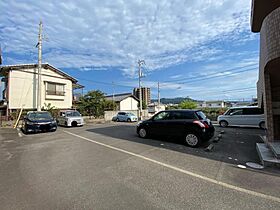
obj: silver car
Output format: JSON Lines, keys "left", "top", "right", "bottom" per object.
{"left": 57, "top": 110, "right": 84, "bottom": 127}
{"left": 217, "top": 106, "right": 265, "bottom": 129}
{"left": 112, "top": 112, "right": 138, "bottom": 122}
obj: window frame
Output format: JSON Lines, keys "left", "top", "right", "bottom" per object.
{"left": 45, "top": 82, "right": 65, "bottom": 96}
{"left": 153, "top": 111, "right": 171, "bottom": 121}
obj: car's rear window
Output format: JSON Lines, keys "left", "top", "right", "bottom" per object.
{"left": 66, "top": 111, "right": 81, "bottom": 117}
{"left": 172, "top": 111, "right": 194, "bottom": 119}
{"left": 195, "top": 111, "right": 207, "bottom": 120}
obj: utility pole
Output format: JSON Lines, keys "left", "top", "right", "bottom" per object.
{"left": 0, "top": 44, "right": 2, "bottom": 65}
{"left": 138, "top": 60, "right": 145, "bottom": 120}
{"left": 157, "top": 82, "right": 160, "bottom": 111}
{"left": 112, "top": 81, "right": 115, "bottom": 111}
{"left": 37, "top": 21, "right": 43, "bottom": 111}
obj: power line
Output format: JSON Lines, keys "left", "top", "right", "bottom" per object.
{"left": 160, "top": 67, "right": 257, "bottom": 87}
{"left": 183, "top": 86, "right": 256, "bottom": 94}
{"left": 75, "top": 77, "right": 135, "bottom": 89}
{"left": 163, "top": 63, "right": 258, "bottom": 83}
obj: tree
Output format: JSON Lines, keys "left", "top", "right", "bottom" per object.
{"left": 103, "top": 99, "right": 117, "bottom": 111}
{"left": 78, "top": 90, "right": 106, "bottom": 118}
{"left": 178, "top": 100, "right": 197, "bottom": 109}
{"left": 138, "top": 100, "right": 147, "bottom": 110}
{"left": 42, "top": 103, "right": 59, "bottom": 118}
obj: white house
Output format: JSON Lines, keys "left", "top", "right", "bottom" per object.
{"left": 148, "top": 102, "right": 165, "bottom": 114}
{"left": 105, "top": 93, "right": 139, "bottom": 111}
{"left": 197, "top": 100, "right": 231, "bottom": 108}
{"left": 0, "top": 63, "right": 83, "bottom": 117}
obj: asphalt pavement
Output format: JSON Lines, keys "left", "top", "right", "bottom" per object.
{"left": 1, "top": 123, "right": 280, "bottom": 210}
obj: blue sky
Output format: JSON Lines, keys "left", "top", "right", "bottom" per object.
{"left": 0, "top": 0, "right": 259, "bottom": 100}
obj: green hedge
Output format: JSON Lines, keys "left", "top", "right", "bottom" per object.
{"left": 200, "top": 107, "right": 227, "bottom": 121}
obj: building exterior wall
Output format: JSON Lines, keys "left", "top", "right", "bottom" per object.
{"left": 148, "top": 105, "right": 165, "bottom": 113}
{"left": 133, "top": 87, "right": 151, "bottom": 105}
{"left": 8, "top": 67, "right": 73, "bottom": 109}
{"left": 258, "top": 6, "right": 280, "bottom": 101}
{"left": 254, "top": 5, "right": 280, "bottom": 141}
{"left": 119, "top": 97, "right": 138, "bottom": 111}
{"left": 197, "top": 101, "right": 227, "bottom": 108}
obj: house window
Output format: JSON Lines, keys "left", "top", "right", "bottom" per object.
{"left": 46, "top": 82, "right": 65, "bottom": 96}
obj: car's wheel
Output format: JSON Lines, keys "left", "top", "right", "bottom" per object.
{"left": 259, "top": 121, "right": 266, "bottom": 129}
{"left": 184, "top": 132, "right": 201, "bottom": 147}
{"left": 116, "top": 118, "right": 119, "bottom": 122}
{"left": 22, "top": 126, "right": 27, "bottom": 134}
{"left": 71, "top": 121, "right": 78, "bottom": 127}
{"left": 219, "top": 120, "right": 228, "bottom": 127}
{"left": 138, "top": 128, "right": 148, "bottom": 138}
{"left": 127, "top": 118, "right": 131, "bottom": 122}
{"left": 51, "top": 128, "right": 57, "bottom": 132}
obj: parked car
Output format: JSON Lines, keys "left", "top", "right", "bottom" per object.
{"left": 136, "top": 110, "right": 215, "bottom": 147}
{"left": 112, "top": 112, "right": 138, "bottom": 122}
{"left": 22, "top": 111, "right": 57, "bottom": 133}
{"left": 57, "top": 110, "right": 84, "bottom": 127}
{"left": 217, "top": 106, "right": 265, "bottom": 129}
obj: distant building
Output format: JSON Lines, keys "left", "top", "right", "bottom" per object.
{"left": 105, "top": 93, "right": 139, "bottom": 111}
{"left": 147, "top": 102, "right": 165, "bottom": 114}
{"left": 197, "top": 100, "right": 231, "bottom": 108}
{"left": 133, "top": 87, "right": 151, "bottom": 106}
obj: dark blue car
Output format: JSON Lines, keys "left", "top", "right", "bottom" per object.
{"left": 22, "top": 111, "right": 57, "bottom": 134}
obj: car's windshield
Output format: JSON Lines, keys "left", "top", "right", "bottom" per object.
{"left": 27, "top": 112, "right": 52, "bottom": 120}
{"left": 65, "top": 111, "right": 81, "bottom": 117}
{"left": 195, "top": 111, "right": 207, "bottom": 120}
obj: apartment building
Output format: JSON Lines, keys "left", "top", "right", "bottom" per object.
{"left": 133, "top": 87, "right": 151, "bottom": 106}
{"left": 251, "top": 0, "right": 280, "bottom": 160}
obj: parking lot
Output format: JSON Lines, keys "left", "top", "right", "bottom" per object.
{"left": 1, "top": 123, "right": 280, "bottom": 209}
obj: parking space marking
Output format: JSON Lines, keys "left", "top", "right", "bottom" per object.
{"left": 63, "top": 130, "right": 280, "bottom": 203}
{"left": 16, "top": 128, "right": 23, "bottom": 138}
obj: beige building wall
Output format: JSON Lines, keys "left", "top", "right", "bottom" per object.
{"left": 8, "top": 67, "right": 73, "bottom": 109}
{"left": 119, "top": 97, "right": 139, "bottom": 111}
{"left": 252, "top": 2, "right": 280, "bottom": 141}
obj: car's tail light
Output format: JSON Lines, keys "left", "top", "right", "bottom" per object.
{"left": 193, "top": 120, "right": 205, "bottom": 128}
{"left": 193, "top": 120, "right": 209, "bottom": 128}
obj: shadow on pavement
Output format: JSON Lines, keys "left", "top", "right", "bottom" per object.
{"left": 85, "top": 124, "right": 278, "bottom": 173}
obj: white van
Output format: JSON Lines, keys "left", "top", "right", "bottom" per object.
{"left": 217, "top": 106, "right": 265, "bottom": 129}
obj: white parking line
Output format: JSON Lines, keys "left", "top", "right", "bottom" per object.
{"left": 17, "top": 128, "right": 23, "bottom": 137}
{"left": 63, "top": 130, "right": 280, "bottom": 203}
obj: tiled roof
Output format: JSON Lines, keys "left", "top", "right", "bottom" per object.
{"left": 105, "top": 93, "right": 139, "bottom": 102}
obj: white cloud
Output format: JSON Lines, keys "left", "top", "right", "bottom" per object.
{"left": 0, "top": 0, "right": 254, "bottom": 77}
